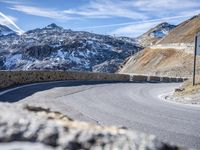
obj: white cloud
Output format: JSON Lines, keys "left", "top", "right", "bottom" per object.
{"left": 0, "top": 0, "right": 23, "bottom": 5}
{"left": 0, "top": 11, "right": 24, "bottom": 34}
{"left": 78, "top": 14, "right": 197, "bottom": 30}
{"left": 63, "top": 0, "right": 148, "bottom": 20}
{"left": 179, "top": 9, "right": 200, "bottom": 17}
{"left": 111, "top": 13, "right": 200, "bottom": 37}
{"left": 9, "top": 5, "right": 71, "bottom": 20}
{"left": 132, "top": 0, "right": 200, "bottom": 12}
{"left": 63, "top": 0, "right": 200, "bottom": 20}
{"left": 112, "top": 22, "right": 159, "bottom": 37}
{"left": 4, "top": 0, "right": 200, "bottom": 37}
{"left": 8, "top": 0, "right": 200, "bottom": 22}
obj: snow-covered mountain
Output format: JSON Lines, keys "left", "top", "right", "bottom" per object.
{"left": 137, "top": 22, "right": 176, "bottom": 47}
{"left": 0, "top": 23, "right": 141, "bottom": 73}
{"left": 0, "top": 24, "right": 16, "bottom": 36}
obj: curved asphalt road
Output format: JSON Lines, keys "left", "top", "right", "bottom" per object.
{"left": 0, "top": 80, "right": 200, "bottom": 149}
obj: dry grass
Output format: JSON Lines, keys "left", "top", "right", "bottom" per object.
{"left": 174, "top": 76, "right": 200, "bottom": 96}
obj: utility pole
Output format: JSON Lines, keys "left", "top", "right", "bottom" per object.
{"left": 193, "top": 32, "right": 200, "bottom": 86}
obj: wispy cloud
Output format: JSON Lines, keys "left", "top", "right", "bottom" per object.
{"left": 63, "top": 0, "right": 148, "bottom": 20}
{"left": 0, "top": 0, "right": 24, "bottom": 5}
{"left": 132, "top": 0, "right": 200, "bottom": 12}
{"left": 111, "top": 13, "right": 200, "bottom": 37}
{"left": 2, "top": 0, "right": 200, "bottom": 37}
{"left": 112, "top": 22, "right": 159, "bottom": 37}
{"left": 0, "top": 11, "right": 24, "bottom": 34}
{"left": 9, "top": 5, "right": 71, "bottom": 20}
{"left": 78, "top": 14, "right": 198, "bottom": 30}
{"left": 9, "top": 0, "right": 149, "bottom": 21}
{"left": 63, "top": 0, "right": 200, "bottom": 19}
{"left": 7, "top": 0, "right": 200, "bottom": 22}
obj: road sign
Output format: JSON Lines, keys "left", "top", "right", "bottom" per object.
{"left": 196, "top": 35, "right": 200, "bottom": 55}
{"left": 193, "top": 35, "right": 200, "bottom": 86}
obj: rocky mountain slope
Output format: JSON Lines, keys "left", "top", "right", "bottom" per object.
{"left": 137, "top": 22, "right": 176, "bottom": 47}
{"left": 120, "top": 14, "right": 200, "bottom": 77}
{"left": 158, "top": 14, "right": 200, "bottom": 44}
{"left": 0, "top": 23, "right": 141, "bottom": 73}
{"left": 119, "top": 48, "right": 200, "bottom": 77}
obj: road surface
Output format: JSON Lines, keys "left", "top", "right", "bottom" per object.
{"left": 0, "top": 80, "right": 200, "bottom": 149}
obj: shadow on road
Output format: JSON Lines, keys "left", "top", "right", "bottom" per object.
{"left": 0, "top": 80, "right": 131, "bottom": 103}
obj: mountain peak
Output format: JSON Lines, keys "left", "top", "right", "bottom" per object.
{"left": 45, "top": 23, "right": 62, "bottom": 29}
{"left": 156, "top": 22, "right": 171, "bottom": 27}
{"left": 0, "top": 24, "right": 16, "bottom": 36}
{"left": 137, "top": 22, "right": 176, "bottom": 47}
{"left": 153, "top": 22, "right": 175, "bottom": 30}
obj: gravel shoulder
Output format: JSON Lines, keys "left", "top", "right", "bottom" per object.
{"left": 164, "top": 78, "right": 200, "bottom": 105}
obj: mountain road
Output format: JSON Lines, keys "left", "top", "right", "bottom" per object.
{"left": 0, "top": 81, "right": 200, "bottom": 149}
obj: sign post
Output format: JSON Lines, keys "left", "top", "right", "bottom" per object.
{"left": 193, "top": 34, "right": 200, "bottom": 86}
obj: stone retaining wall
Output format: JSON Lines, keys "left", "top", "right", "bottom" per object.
{"left": 0, "top": 71, "right": 130, "bottom": 89}
{"left": 0, "top": 71, "right": 187, "bottom": 89}
{"left": 131, "top": 75, "right": 187, "bottom": 83}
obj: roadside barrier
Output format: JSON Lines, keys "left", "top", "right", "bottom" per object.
{"left": 0, "top": 71, "right": 130, "bottom": 89}
{"left": 131, "top": 75, "right": 187, "bottom": 83}
{"left": 0, "top": 71, "right": 187, "bottom": 89}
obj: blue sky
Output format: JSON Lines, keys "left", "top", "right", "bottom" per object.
{"left": 0, "top": 0, "right": 200, "bottom": 37}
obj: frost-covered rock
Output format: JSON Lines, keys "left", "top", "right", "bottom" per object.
{"left": 0, "top": 23, "right": 141, "bottom": 73}
{"left": 0, "top": 104, "right": 186, "bottom": 150}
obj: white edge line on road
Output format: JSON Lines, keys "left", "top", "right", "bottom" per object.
{"left": 0, "top": 80, "right": 68, "bottom": 96}
{"left": 158, "top": 91, "right": 200, "bottom": 108}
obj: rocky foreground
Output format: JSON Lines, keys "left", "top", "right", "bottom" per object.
{"left": 0, "top": 103, "right": 187, "bottom": 150}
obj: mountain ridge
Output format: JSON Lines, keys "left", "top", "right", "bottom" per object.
{"left": 158, "top": 14, "right": 200, "bottom": 44}
{"left": 0, "top": 23, "right": 141, "bottom": 73}
{"left": 119, "top": 14, "right": 200, "bottom": 77}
